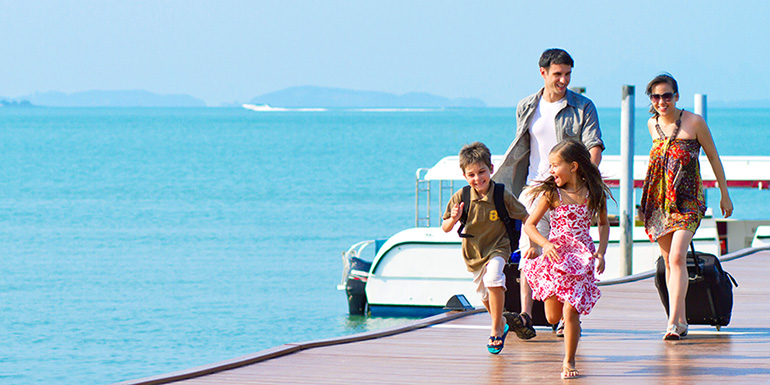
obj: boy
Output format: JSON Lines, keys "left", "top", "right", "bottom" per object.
{"left": 442, "top": 142, "right": 529, "bottom": 354}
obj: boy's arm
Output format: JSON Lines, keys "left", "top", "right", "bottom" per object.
{"left": 442, "top": 202, "right": 464, "bottom": 233}
{"left": 442, "top": 193, "right": 463, "bottom": 233}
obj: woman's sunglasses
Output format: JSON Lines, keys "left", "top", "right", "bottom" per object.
{"left": 649, "top": 92, "right": 675, "bottom": 102}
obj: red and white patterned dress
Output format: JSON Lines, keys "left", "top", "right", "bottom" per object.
{"left": 524, "top": 189, "right": 601, "bottom": 315}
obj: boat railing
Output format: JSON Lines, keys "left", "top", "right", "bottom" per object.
{"left": 414, "top": 155, "right": 770, "bottom": 230}
{"left": 415, "top": 168, "right": 431, "bottom": 227}
{"left": 415, "top": 167, "right": 462, "bottom": 228}
{"left": 438, "top": 179, "right": 456, "bottom": 226}
{"left": 337, "top": 240, "right": 376, "bottom": 290}
{"left": 414, "top": 156, "right": 505, "bottom": 228}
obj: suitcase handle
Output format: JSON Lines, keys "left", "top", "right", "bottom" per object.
{"left": 689, "top": 242, "right": 739, "bottom": 288}
{"left": 725, "top": 271, "right": 739, "bottom": 288}
{"left": 689, "top": 241, "right": 703, "bottom": 277}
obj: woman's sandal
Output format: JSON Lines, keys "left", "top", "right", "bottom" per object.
{"left": 487, "top": 324, "right": 510, "bottom": 354}
{"left": 678, "top": 322, "right": 688, "bottom": 337}
{"left": 561, "top": 365, "right": 579, "bottom": 380}
{"left": 663, "top": 324, "right": 681, "bottom": 340}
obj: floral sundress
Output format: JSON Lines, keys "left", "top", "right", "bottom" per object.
{"left": 640, "top": 111, "right": 706, "bottom": 241}
{"left": 524, "top": 189, "right": 601, "bottom": 315}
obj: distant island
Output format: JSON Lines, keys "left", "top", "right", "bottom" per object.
{"left": 17, "top": 90, "right": 206, "bottom": 107}
{"left": 3, "top": 87, "right": 486, "bottom": 108}
{"left": 248, "top": 86, "right": 486, "bottom": 108}
{"left": 0, "top": 99, "right": 34, "bottom": 107}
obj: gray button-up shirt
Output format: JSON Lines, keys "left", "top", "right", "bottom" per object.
{"left": 493, "top": 88, "right": 604, "bottom": 196}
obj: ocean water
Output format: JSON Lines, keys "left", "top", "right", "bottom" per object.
{"left": 1, "top": 107, "right": 768, "bottom": 384}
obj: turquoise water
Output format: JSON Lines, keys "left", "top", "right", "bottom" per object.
{"left": 1, "top": 107, "right": 768, "bottom": 384}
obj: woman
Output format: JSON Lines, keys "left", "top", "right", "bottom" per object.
{"left": 640, "top": 73, "right": 733, "bottom": 340}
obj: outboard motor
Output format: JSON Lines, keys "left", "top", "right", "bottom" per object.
{"left": 345, "top": 256, "right": 372, "bottom": 315}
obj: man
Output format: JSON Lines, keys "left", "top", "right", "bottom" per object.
{"left": 494, "top": 48, "right": 604, "bottom": 340}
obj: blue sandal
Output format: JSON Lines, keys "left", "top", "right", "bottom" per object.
{"left": 487, "top": 324, "right": 509, "bottom": 354}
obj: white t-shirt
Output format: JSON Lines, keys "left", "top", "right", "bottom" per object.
{"left": 527, "top": 97, "right": 565, "bottom": 184}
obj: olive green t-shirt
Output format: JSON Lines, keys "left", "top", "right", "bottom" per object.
{"left": 443, "top": 181, "right": 528, "bottom": 272}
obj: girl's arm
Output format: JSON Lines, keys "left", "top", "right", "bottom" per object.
{"left": 594, "top": 207, "right": 609, "bottom": 274}
{"left": 694, "top": 114, "right": 734, "bottom": 217}
{"left": 524, "top": 196, "right": 558, "bottom": 261}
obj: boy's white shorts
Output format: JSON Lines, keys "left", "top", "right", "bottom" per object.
{"left": 472, "top": 256, "right": 506, "bottom": 302}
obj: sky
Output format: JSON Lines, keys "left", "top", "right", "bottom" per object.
{"left": 1, "top": 0, "right": 769, "bottom": 107}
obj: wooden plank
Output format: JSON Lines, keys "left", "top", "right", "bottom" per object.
{"left": 119, "top": 249, "right": 770, "bottom": 384}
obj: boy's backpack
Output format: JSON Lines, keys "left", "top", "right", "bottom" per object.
{"left": 457, "top": 183, "right": 521, "bottom": 251}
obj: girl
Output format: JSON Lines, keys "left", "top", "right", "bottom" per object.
{"left": 523, "top": 139, "right": 611, "bottom": 379}
{"left": 640, "top": 73, "right": 733, "bottom": 340}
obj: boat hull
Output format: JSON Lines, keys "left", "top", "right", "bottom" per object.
{"left": 342, "top": 221, "right": 721, "bottom": 317}
{"left": 364, "top": 229, "right": 480, "bottom": 315}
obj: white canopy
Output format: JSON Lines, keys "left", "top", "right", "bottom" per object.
{"left": 423, "top": 155, "right": 770, "bottom": 189}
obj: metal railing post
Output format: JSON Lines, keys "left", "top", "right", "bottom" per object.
{"left": 694, "top": 94, "right": 707, "bottom": 123}
{"left": 620, "top": 85, "right": 635, "bottom": 276}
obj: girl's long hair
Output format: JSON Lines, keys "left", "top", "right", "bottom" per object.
{"left": 528, "top": 140, "right": 614, "bottom": 214}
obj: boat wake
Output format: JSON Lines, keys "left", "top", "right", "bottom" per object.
{"left": 242, "top": 104, "right": 327, "bottom": 112}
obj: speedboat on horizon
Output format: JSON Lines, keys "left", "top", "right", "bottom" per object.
{"left": 242, "top": 103, "right": 326, "bottom": 112}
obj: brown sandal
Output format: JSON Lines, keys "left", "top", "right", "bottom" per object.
{"left": 504, "top": 311, "right": 536, "bottom": 340}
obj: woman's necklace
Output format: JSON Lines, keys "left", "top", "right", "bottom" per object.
{"left": 657, "top": 108, "right": 681, "bottom": 127}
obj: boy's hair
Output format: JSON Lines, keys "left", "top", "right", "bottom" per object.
{"left": 459, "top": 142, "right": 493, "bottom": 173}
{"left": 538, "top": 48, "right": 574, "bottom": 69}
{"left": 528, "top": 140, "right": 614, "bottom": 214}
{"left": 645, "top": 72, "right": 679, "bottom": 116}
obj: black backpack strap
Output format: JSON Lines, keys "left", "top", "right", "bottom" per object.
{"left": 494, "top": 183, "right": 521, "bottom": 251}
{"left": 457, "top": 186, "right": 473, "bottom": 238}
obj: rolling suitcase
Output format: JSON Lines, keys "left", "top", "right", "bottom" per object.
{"left": 654, "top": 242, "right": 738, "bottom": 330}
{"left": 504, "top": 260, "right": 552, "bottom": 327}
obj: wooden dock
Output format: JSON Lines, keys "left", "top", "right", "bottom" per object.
{"left": 118, "top": 248, "right": 770, "bottom": 384}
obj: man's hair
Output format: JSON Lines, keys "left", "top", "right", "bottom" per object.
{"left": 459, "top": 142, "right": 493, "bottom": 173}
{"left": 538, "top": 48, "right": 574, "bottom": 69}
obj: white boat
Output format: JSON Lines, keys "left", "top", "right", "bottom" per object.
{"left": 752, "top": 225, "right": 770, "bottom": 247}
{"left": 338, "top": 155, "right": 770, "bottom": 317}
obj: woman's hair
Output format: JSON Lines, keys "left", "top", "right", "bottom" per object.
{"left": 645, "top": 73, "right": 679, "bottom": 116}
{"left": 528, "top": 140, "right": 613, "bottom": 214}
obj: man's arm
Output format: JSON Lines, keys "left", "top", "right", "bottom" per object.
{"left": 589, "top": 146, "right": 602, "bottom": 166}
{"left": 580, "top": 100, "right": 604, "bottom": 163}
